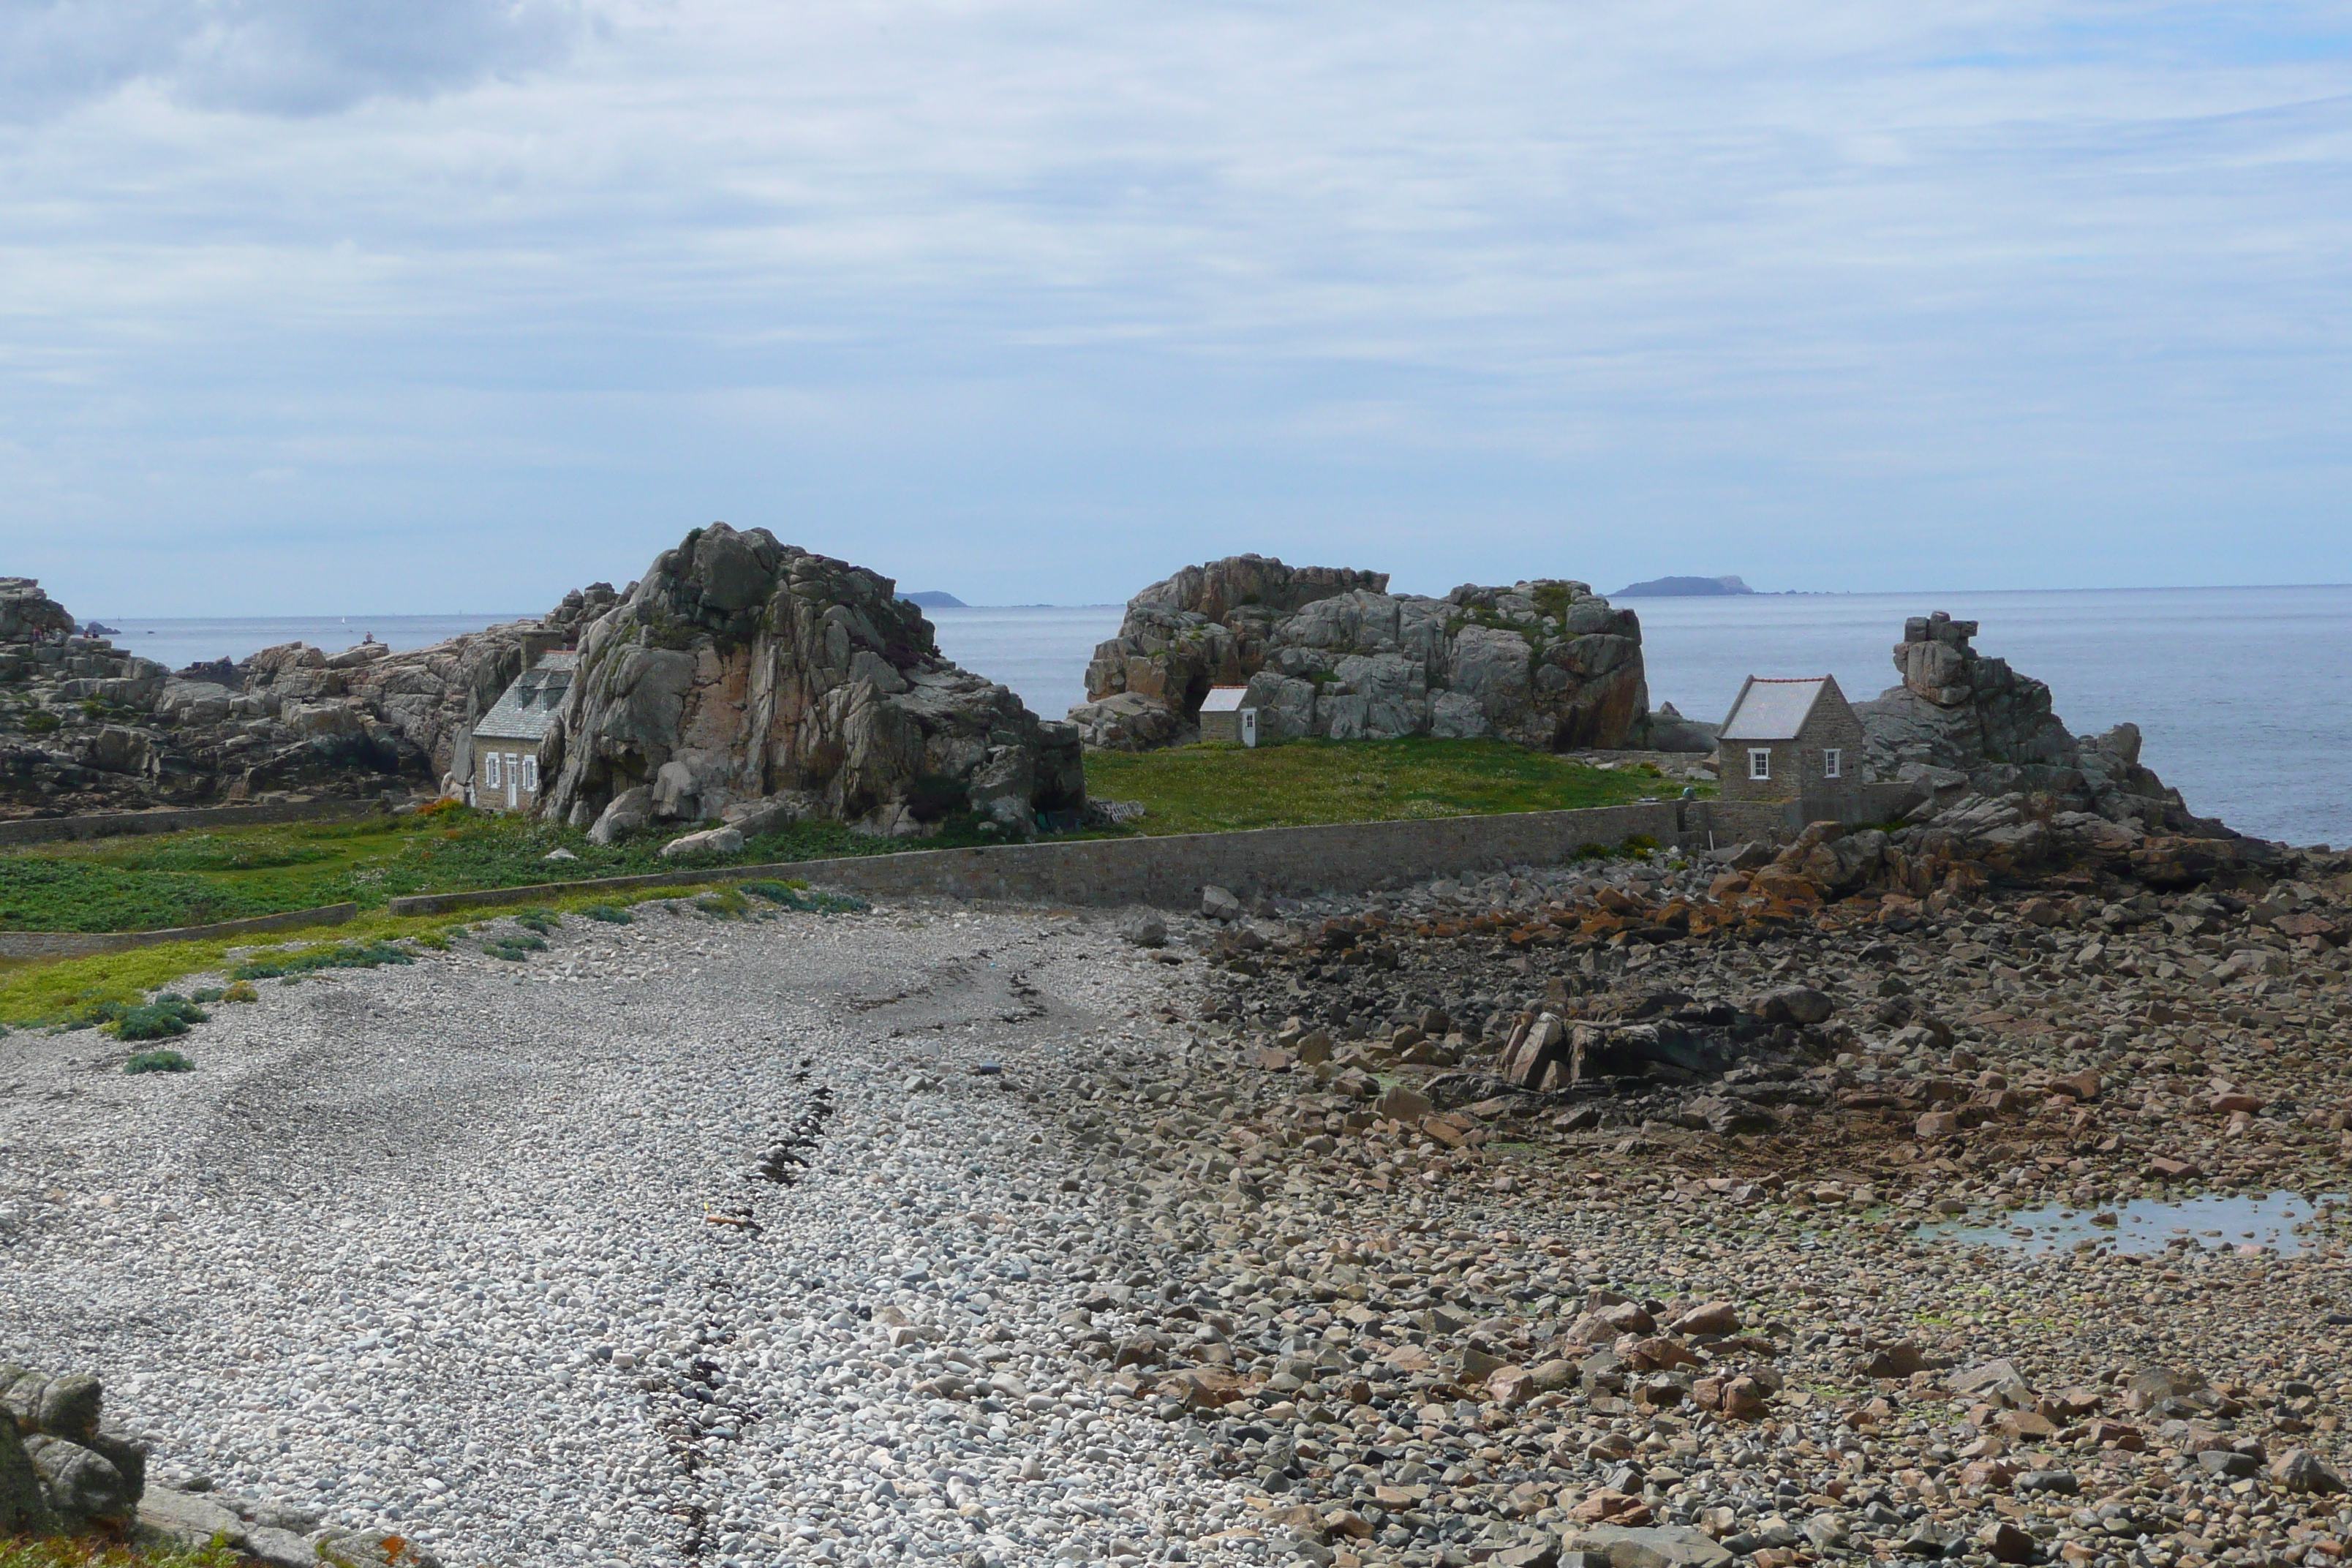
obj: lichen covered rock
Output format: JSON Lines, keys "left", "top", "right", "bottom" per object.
{"left": 545, "top": 524, "right": 1082, "bottom": 839}
{"left": 1853, "top": 611, "right": 2206, "bottom": 829}
{"left": 1069, "top": 555, "right": 1654, "bottom": 752}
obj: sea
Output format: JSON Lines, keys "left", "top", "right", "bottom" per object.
{"left": 90, "top": 585, "right": 2352, "bottom": 849}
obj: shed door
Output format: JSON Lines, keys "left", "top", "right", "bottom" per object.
{"left": 505, "top": 753, "right": 519, "bottom": 810}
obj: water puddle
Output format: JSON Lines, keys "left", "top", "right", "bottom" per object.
{"left": 1922, "top": 1191, "right": 2344, "bottom": 1257}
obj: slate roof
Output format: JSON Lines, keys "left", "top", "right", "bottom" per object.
{"left": 1199, "top": 686, "right": 1251, "bottom": 713}
{"left": 1718, "top": 675, "right": 1840, "bottom": 741}
{"left": 473, "top": 651, "right": 577, "bottom": 742}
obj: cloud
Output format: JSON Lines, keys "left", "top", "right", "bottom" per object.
{"left": 0, "top": 0, "right": 585, "bottom": 120}
{"left": 1, "top": 0, "right": 2350, "bottom": 612}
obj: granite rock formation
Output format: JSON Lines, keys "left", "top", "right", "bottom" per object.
{"left": 3, "top": 539, "right": 1082, "bottom": 842}
{"left": 1854, "top": 611, "right": 2205, "bottom": 830}
{"left": 1070, "top": 555, "right": 1684, "bottom": 753}
{"left": 543, "top": 524, "right": 1084, "bottom": 840}
{"left": 0, "top": 575, "right": 620, "bottom": 818}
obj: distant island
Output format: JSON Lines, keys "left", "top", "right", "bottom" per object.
{"left": 900, "top": 591, "right": 968, "bottom": 608}
{"left": 1611, "top": 575, "right": 1754, "bottom": 598}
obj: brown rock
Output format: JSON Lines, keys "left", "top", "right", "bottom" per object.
{"left": 1854, "top": 1342, "right": 1930, "bottom": 1380}
{"left": 1978, "top": 1520, "right": 2036, "bottom": 1563}
{"left": 1375, "top": 1086, "right": 1434, "bottom": 1123}
{"left": 2271, "top": 1448, "right": 2345, "bottom": 1494}
{"left": 2051, "top": 1070, "right": 2101, "bottom": 1101}
{"left": 1668, "top": 1300, "right": 1741, "bottom": 1337}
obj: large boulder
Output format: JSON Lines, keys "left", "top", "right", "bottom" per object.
{"left": 1070, "top": 555, "right": 1654, "bottom": 751}
{"left": 1852, "top": 611, "right": 2206, "bottom": 830}
{"left": 543, "top": 524, "right": 1084, "bottom": 840}
{"left": 0, "top": 578, "right": 74, "bottom": 641}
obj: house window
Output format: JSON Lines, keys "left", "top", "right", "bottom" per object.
{"left": 1748, "top": 748, "right": 1771, "bottom": 781}
{"left": 482, "top": 750, "right": 500, "bottom": 789}
{"left": 521, "top": 755, "right": 539, "bottom": 794}
{"left": 1823, "top": 747, "right": 1842, "bottom": 780}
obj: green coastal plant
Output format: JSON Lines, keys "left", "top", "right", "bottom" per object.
{"left": 740, "top": 881, "right": 870, "bottom": 914}
{"left": 124, "top": 1048, "right": 195, "bottom": 1074}
{"left": 114, "top": 994, "right": 208, "bottom": 1041}
{"left": 231, "top": 940, "right": 415, "bottom": 981}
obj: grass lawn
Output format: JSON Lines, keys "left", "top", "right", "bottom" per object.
{"left": 1082, "top": 736, "right": 1692, "bottom": 836}
{"left": 0, "top": 737, "right": 1692, "bottom": 936}
{"left": 0, "top": 805, "right": 995, "bottom": 934}
{"left": 0, "top": 877, "right": 827, "bottom": 1027}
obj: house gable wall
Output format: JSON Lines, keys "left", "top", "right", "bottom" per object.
{"left": 1717, "top": 693, "right": 1869, "bottom": 801}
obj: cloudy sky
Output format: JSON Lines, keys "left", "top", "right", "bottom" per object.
{"left": 5, "top": 0, "right": 2349, "bottom": 614}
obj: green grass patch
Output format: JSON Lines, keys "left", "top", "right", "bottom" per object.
{"left": 1082, "top": 736, "right": 1695, "bottom": 836}
{"left": 0, "top": 806, "right": 1001, "bottom": 934}
{"left": 582, "top": 903, "right": 634, "bottom": 924}
{"left": 0, "top": 881, "right": 754, "bottom": 1028}
{"left": 124, "top": 1047, "right": 195, "bottom": 1074}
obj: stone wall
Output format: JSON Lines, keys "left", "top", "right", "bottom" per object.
{"left": 390, "top": 802, "right": 1689, "bottom": 916}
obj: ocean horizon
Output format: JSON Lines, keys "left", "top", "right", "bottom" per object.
{"left": 86, "top": 583, "right": 2352, "bottom": 850}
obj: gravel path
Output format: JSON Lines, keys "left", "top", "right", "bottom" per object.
{"left": 0, "top": 898, "right": 1251, "bottom": 1568}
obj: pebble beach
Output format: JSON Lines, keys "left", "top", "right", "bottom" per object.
{"left": 4, "top": 838, "right": 2351, "bottom": 1568}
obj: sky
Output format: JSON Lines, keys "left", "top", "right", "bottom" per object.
{"left": 4, "top": 0, "right": 2350, "bottom": 615}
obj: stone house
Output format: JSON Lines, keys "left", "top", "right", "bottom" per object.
{"left": 467, "top": 652, "right": 576, "bottom": 813}
{"left": 1715, "top": 674, "right": 1867, "bottom": 801}
{"left": 1196, "top": 686, "right": 1258, "bottom": 746}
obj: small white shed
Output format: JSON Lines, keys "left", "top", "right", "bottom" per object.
{"left": 1198, "top": 685, "right": 1257, "bottom": 747}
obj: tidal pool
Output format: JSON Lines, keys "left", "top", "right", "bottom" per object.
{"left": 1923, "top": 1191, "right": 2343, "bottom": 1257}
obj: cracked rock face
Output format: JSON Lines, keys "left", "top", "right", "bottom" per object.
{"left": 543, "top": 523, "right": 1085, "bottom": 839}
{"left": 1852, "top": 612, "right": 2206, "bottom": 832}
{"left": 1068, "top": 554, "right": 1661, "bottom": 753}
{"left": 0, "top": 575, "right": 624, "bottom": 815}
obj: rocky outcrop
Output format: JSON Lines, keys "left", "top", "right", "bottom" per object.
{"left": 543, "top": 524, "right": 1084, "bottom": 840}
{"left": 1, "top": 540, "right": 1082, "bottom": 838}
{"left": 0, "top": 575, "right": 621, "bottom": 818}
{"left": 1852, "top": 612, "right": 2207, "bottom": 832}
{"left": 1, "top": 1360, "right": 434, "bottom": 1566}
{"left": 1070, "top": 555, "right": 1670, "bottom": 752}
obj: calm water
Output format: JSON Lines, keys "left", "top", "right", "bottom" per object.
{"left": 1628, "top": 587, "right": 2352, "bottom": 849}
{"left": 1923, "top": 1191, "right": 2342, "bottom": 1257}
{"left": 93, "top": 587, "right": 2351, "bottom": 847}
{"left": 97, "top": 614, "right": 535, "bottom": 670}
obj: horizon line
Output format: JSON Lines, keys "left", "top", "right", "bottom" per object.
{"left": 83, "top": 579, "right": 2352, "bottom": 620}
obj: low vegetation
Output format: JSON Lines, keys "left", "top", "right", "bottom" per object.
{"left": 0, "top": 804, "right": 999, "bottom": 934}
{"left": 0, "top": 1537, "right": 244, "bottom": 1568}
{"left": 1080, "top": 735, "right": 1692, "bottom": 836}
{"left": 0, "top": 881, "right": 741, "bottom": 1027}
